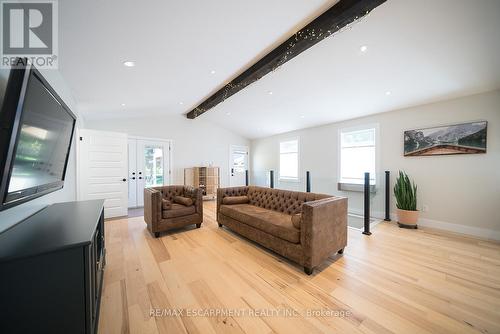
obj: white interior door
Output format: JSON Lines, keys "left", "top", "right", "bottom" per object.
{"left": 131, "top": 139, "right": 171, "bottom": 207}
{"left": 78, "top": 129, "right": 128, "bottom": 218}
{"left": 229, "top": 145, "right": 249, "bottom": 187}
{"left": 128, "top": 139, "right": 138, "bottom": 207}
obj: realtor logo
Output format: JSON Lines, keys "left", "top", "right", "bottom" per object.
{"left": 1, "top": 0, "right": 58, "bottom": 68}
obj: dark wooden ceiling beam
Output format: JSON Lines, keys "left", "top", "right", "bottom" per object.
{"left": 186, "top": 0, "right": 387, "bottom": 119}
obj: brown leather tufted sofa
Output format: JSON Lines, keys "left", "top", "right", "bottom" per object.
{"left": 144, "top": 185, "right": 203, "bottom": 237}
{"left": 217, "top": 186, "right": 347, "bottom": 275}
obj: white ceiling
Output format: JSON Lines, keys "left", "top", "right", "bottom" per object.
{"left": 60, "top": 0, "right": 500, "bottom": 139}
{"left": 58, "top": 0, "right": 338, "bottom": 117}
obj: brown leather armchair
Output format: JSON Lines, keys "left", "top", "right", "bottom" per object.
{"left": 144, "top": 185, "right": 203, "bottom": 237}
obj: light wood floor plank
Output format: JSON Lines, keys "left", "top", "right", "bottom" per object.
{"left": 98, "top": 201, "right": 500, "bottom": 334}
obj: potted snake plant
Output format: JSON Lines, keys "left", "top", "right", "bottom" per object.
{"left": 394, "top": 171, "right": 419, "bottom": 229}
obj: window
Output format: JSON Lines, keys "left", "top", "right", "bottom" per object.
{"left": 144, "top": 145, "right": 164, "bottom": 187}
{"left": 280, "top": 139, "right": 299, "bottom": 180}
{"left": 340, "top": 127, "right": 376, "bottom": 185}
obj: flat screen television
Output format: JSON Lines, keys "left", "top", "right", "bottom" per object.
{"left": 0, "top": 60, "right": 76, "bottom": 211}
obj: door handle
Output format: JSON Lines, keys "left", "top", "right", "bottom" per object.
{"left": 122, "top": 178, "right": 127, "bottom": 182}
{"left": 231, "top": 168, "right": 234, "bottom": 176}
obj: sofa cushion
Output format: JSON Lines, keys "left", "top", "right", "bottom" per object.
{"left": 173, "top": 196, "right": 193, "bottom": 207}
{"left": 163, "top": 203, "right": 196, "bottom": 219}
{"left": 222, "top": 196, "right": 249, "bottom": 205}
{"left": 220, "top": 204, "right": 300, "bottom": 244}
{"left": 291, "top": 213, "right": 302, "bottom": 229}
{"left": 162, "top": 199, "right": 172, "bottom": 210}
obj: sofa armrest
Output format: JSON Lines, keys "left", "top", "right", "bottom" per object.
{"left": 144, "top": 187, "right": 162, "bottom": 233}
{"left": 301, "top": 196, "right": 348, "bottom": 269}
{"left": 217, "top": 186, "right": 249, "bottom": 221}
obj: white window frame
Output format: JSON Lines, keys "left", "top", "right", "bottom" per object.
{"left": 279, "top": 137, "right": 300, "bottom": 182}
{"left": 337, "top": 124, "right": 379, "bottom": 190}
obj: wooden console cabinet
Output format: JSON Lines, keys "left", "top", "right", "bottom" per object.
{"left": 0, "top": 200, "right": 105, "bottom": 334}
{"left": 184, "top": 166, "right": 220, "bottom": 200}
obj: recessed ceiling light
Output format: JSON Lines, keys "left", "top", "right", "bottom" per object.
{"left": 179, "top": 101, "right": 184, "bottom": 105}
{"left": 210, "top": 70, "right": 216, "bottom": 74}
{"left": 121, "top": 103, "right": 126, "bottom": 107}
{"left": 268, "top": 91, "right": 273, "bottom": 95}
{"left": 123, "top": 61, "right": 135, "bottom": 67}
{"left": 360, "top": 45, "right": 368, "bottom": 52}
{"left": 300, "top": 115, "right": 305, "bottom": 119}
{"left": 226, "top": 112, "right": 231, "bottom": 116}
{"left": 385, "top": 91, "right": 392, "bottom": 96}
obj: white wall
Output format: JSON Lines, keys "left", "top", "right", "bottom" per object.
{"left": 0, "top": 68, "right": 81, "bottom": 233}
{"left": 84, "top": 115, "right": 250, "bottom": 187}
{"left": 251, "top": 90, "right": 500, "bottom": 240}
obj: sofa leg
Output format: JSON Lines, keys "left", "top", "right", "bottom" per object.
{"left": 154, "top": 232, "right": 160, "bottom": 238}
{"left": 196, "top": 223, "right": 201, "bottom": 228}
{"left": 338, "top": 248, "right": 344, "bottom": 254}
{"left": 218, "top": 223, "right": 222, "bottom": 227}
{"left": 304, "top": 267, "right": 314, "bottom": 275}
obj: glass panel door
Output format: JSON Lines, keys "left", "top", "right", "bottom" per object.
{"left": 128, "top": 139, "right": 138, "bottom": 207}
{"left": 144, "top": 145, "right": 164, "bottom": 187}
{"left": 230, "top": 145, "right": 248, "bottom": 186}
{"left": 134, "top": 139, "right": 170, "bottom": 207}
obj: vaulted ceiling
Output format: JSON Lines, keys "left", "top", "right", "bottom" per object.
{"left": 59, "top": 0, "right": 500, "bottom": 139}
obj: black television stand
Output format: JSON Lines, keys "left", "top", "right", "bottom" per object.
{"left": 0, "top": 200, "right": 106, "bottom": 334}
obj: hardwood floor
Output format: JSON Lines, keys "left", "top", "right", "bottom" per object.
{"left": 98, "top": 201, "right": 500, "bottom": 334}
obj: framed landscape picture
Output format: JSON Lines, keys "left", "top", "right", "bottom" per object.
{"left": 404, "top": 121, "right": 487, "bottom": 156}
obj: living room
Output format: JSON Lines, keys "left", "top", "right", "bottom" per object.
{"left": 0, "top": 0, "right": 499, "bottom": 333}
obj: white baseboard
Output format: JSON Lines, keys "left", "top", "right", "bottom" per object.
{"left": 349, "top": 208, "right": 500, "bottom": 241}
{"left": 388, "top": 212, "right": 500, "bottom": 241}
{"left": 416, "top": 217, "right": 500, "bottom": 241}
